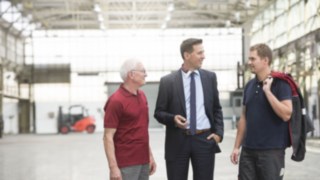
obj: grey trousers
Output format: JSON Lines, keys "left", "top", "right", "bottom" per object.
{"left": 121, "top": 164, "right": 149, "bottom": 180}
{"left": 239, "top": 148, "right": 285, "bottom": 180}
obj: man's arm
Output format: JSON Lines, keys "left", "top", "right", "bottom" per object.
{"left": 154, "top": 77, "right": 176, "bottom": 127}
{"left": 231, "top": 106, "right": 246, "bottom": 165}
{"left": 103, "top": 128, "right": 122, "bottom": 180}
{"left": 212, "top": 72, "right": 224, "bottom": 141}
{"left": 263, "top": 78, "right": 292, "bottom": 121}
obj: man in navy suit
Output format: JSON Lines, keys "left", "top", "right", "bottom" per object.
{"left": 154, "top": 38, "right": 224, "bottom": 180}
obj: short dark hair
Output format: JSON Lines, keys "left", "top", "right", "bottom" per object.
{"left": 180, "top": 38, "right": 203, "bottom": 60}
{"left": 250, "top": 43, "right": 273, "bottom": 65}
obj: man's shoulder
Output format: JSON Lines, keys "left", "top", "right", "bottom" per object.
{"left": 108, "top": 89, "right": 125, "bottom": 102}
{"left": 199, "top": 69, "right": 216, "bottom": 76}
{"left": 243, "top": 78, "right": 256, "bottom": 90}
{"left": 104, "top": 90, "right": 125, "bottom": 111}
{"left": 246, "top": 78, "right": 256, "bottom": 85}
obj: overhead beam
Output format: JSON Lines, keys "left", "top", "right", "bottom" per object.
{"left": 49, "top": 19, "right": 225, "bottom": 26}
{"left": 35, "top": 10, "right": 226, "bottom": 17}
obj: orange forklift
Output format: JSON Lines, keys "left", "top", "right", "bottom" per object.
{"left": 58, "top": 105, "right": 96, "bottom": 134}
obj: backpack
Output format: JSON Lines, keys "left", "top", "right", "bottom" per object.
{"left": 271, "top": 71, "right": 314, "bottom": 161}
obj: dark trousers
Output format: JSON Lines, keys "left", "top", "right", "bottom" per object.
{"left": 239, "top": 147, "right": 285, "bottom": 180}
{"left": 166, "top": 131, "right": 216, "bottom": 180}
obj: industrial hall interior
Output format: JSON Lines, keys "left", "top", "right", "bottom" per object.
{"left": 0, "top": 0, "right": 320, "bottom": 180}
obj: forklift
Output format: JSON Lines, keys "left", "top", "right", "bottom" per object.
{"left": 58, "top": 105, "right": 96, "bottom": 134}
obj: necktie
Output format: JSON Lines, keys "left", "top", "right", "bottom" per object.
{"left": 190, "top": 72, "right": 196, "bottom": 135}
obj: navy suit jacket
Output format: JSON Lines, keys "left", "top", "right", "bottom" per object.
{"left": 154, "top": 69, "right": 224, "bottom": 161}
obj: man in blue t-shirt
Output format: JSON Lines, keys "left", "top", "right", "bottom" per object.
{"left": 230, "top": 43, "right": 293, "bottom": 180}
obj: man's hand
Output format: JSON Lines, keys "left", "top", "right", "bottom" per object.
{"left": 110, "top": 166, "right": 122, "bottom": 180}
{"left": 230, "top": 148, "right": 240, "bottom": 165}
{"left": 206, "top": 133, "right": 221, "bottom": 143}
{"left": 174, "top": 115, "right": 188, "bottom": 129}
{"left": 149, "top": 155, "right": 156, "bottom": 175}
{"left": 263, "top": 76, "right": 273, "bottom": 92}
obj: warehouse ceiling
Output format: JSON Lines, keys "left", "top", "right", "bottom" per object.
{"left": 5, "top": 0, "right": 274, "bottom": 30}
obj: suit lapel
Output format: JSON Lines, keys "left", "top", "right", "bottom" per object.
{"left": 174, "top": 70, "right": 186, "bottom": 115}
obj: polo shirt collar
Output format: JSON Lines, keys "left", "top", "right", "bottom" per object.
{"left": 120, "top": 84, "right": 140, "bottom": 97}
{"left": 254, "top": 76, "right": 263, "bottom": 85}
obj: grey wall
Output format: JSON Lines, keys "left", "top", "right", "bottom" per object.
{"left": 106, "top": 82, "right": 162, "bottom": 128}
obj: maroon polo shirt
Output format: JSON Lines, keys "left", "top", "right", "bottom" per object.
{"left": 104, "top": 84, "right": 149, "bottom": 168}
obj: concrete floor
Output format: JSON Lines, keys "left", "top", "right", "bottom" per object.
{"left": 1, "top": 129, "right": 320, "bottom": 180}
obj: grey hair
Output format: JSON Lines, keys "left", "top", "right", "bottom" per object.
{"left": 119, "top": 59, "right": 141, "bottom": 81}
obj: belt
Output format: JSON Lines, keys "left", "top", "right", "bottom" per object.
{"left": 183, "top": 128, "right": 210, "bottom": 135}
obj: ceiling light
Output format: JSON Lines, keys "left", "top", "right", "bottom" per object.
{"left": 167, "top": 3, "right": 174, "bottom": 12}
{"left": 165, "top": 14, "right": 171, "bottom": 21}
{"left": 245, "top": 0, "right": 251, "bottom": 8}
{"left": 94, "top": 3, "right": 101, "bottom": 12}
{"left": 98, "top": 14, "right": 104, "bottom": 22}
{"left": 100, "top": 23, "right": 105, "bottom": 30}
{"left": 161, "top": 23, "right": 167, "bottom": 29}
{"left": 235, "top": 12, "right": 240, "bottom": 22}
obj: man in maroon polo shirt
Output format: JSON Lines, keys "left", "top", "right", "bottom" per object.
{"left": 103, "top": 59, "right": 156, "bottom": 180}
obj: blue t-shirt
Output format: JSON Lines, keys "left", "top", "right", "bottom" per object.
{"left": 243, "top": 77, "right": 292, "bottom": 149}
